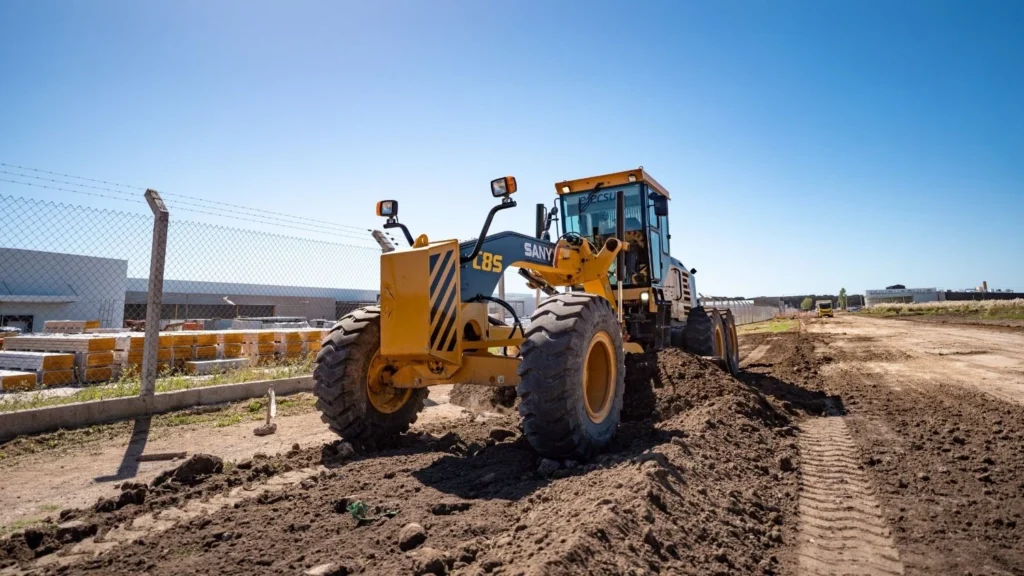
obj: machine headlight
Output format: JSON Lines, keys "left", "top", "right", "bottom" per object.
{"left": 376, "top": 200, "right": 398, "bottom": 217}
{"left": 640, "top": 291, "right": 650, "bottom": 305}
{"left": 490, "top": 176, "right": 518, "bottom": 197}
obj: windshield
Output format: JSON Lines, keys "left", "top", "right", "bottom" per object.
{"left": 819, "top": 302, "right": 832, "bottom": 309}
{"left": 560, "top": 184, "right": 649, "bottom": 285}
{"left": 560, "top": 184, "right": 643, "bottom": 241}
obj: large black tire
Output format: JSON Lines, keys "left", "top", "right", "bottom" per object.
{"left": 517, "top": 293, "right": 625, "bottom": 460}
{"left": 313, "top": 306, "right": 427, "bottom": 442}
{"left": 682, "top": 306, "right": 714, "bottom": 356}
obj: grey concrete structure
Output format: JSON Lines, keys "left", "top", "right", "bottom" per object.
{"left": 0, "top": 376, "right": 312, "bottom": 441}
{"left": 865, "top": 288, "right": 943, "bottom": 306}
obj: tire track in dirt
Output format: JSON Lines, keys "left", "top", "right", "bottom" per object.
{"left": 743, "top": 342, "right": 772, "bottom": 366}
{"left": 797, "top": 417, "right": 905, "bottom": 576}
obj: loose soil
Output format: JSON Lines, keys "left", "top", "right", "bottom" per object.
{"left": 3, "top": 314, "right": 1022, "bottom": 575}
{"left": 3, "top": 349, "right": 803, "bottom": 576}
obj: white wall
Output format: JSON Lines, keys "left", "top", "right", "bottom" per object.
{"left": 0, "top": 248, "right": 127, "bottom": 332}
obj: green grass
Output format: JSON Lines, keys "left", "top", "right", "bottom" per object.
{"left": 737, "top": 318, "right": 800, "bottom": 335}
{"left": 0, "top": 357, "right": 314, "bottom": 414}
{"left": 0, "top": 517, "right": 51, "bottom": 536}
{"left": 859, "top": 299, "right": 1024, "bottom": 321}
{"left": 0, "top": 394, "right": 317, "bottom": 462}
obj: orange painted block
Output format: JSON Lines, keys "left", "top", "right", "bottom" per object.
{"left": 222, "top": 343, "right": 244, "bottom": 358}
{"left": 82, "top": 367, "right": 114, "bottom": 383}
{"left": 171, "top": 334, "right": 196, "bottom": 346}
{"left": 86, "top": 337, "right": 116, "bottom": 352}
{"left": 257, "top": 332, "right": 275, "bottom": 344}
{"left": 85, "top": 351, "right": 114, "bottom": 367}
{"left": 277, "top": 331, "right": 303, "bottom": 344}
{"left": 0, "top": 370, "right": 36, "bottom": 392}
{"left": 42, "top": 354, "right": 75, "bottom": 370}
{"left": 220, "top": 332, "right": 245, "bottom": 344}
{"left": 41, "top": 370, "right": 75, "bottom": 387}
{"left": 193, "top": 345, "right": 217, "bottom": 360}
{"left": 303, "top": 330, "right": 325, "bottom": 342}
{"left": 193, "top": 333, "right": 218, "bottom": 346}
{"left": 172, "top": 346, "right": 192, "bottom": 360}
{"left": 256, "top": 343, "right": 275, "bottom": 355}
{"left": 282, "top": 342, "right": 303, "bottom": 355}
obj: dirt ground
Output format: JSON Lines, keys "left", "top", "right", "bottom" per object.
{"left": 1, "top": 315, "right": 1022, "bottom": 575}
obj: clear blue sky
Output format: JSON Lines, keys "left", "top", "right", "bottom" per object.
{"left": 2, "top": 0, "right": 1022, "bottom": 297}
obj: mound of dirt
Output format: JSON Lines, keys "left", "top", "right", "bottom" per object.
{"left": 449, "top": 384, "right": 516, "bottom": 412}
{"left": 18, "top": 346, "right": 804, "bottom": 576}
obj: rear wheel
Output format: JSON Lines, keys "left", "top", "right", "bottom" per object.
{"left": 313, "top": 306, "right": 427, "bottom": 442}
{"left": 518, "top": 293, "right": 625, "bottom": 460}
{"left": 682, "top": 306, "right": 714, "bottom": 355}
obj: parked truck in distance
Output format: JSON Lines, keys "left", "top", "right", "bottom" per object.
{"left": 816, "top": 300, "right": 834, "bottom": 318}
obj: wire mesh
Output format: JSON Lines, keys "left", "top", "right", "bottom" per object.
{"left": 0, "top": 193, "right": 381, "bottom": 334}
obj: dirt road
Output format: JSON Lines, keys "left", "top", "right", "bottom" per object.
{"left": 806, "top": 314, "right": 1024, "bottom": 404}
{"left": 1, "top": 316, "right": 1021, "bottom": 575}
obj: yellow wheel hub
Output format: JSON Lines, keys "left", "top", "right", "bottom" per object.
{"left": 714, "top": 325, "right": 726, "bottom": 357}
{"left": 366, "top": 352, "right": 411, "bottom": 414}
{"left": 583, "top": 331, "right": 616, "bottom": 424}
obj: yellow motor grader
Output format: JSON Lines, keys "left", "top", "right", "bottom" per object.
{"left": 313, "top": 168, "right": 740, "bottom": 459}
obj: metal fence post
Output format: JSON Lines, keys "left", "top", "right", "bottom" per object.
{"left": 141, "top": 189, "right": 169, "bottom": 396}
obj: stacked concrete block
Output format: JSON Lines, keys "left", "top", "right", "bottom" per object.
{"left": 3, "top": 334, "right": 117, "bottom": 384}
{"left": 0, "top": 351, "right": 76, "bottom": 388}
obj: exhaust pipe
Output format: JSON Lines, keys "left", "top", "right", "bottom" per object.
{"left": 615, "top": 190, "right": 625, "bottom": 323}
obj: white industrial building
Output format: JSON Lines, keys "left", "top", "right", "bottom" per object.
{"left": 864, "top": 287, "right": 943, "bottom": 306}
{"left": 1, "top": 247, "right": 377, "bottom": 333}
{"left": 0, "top": 247, "right": 127, "bottom": 332}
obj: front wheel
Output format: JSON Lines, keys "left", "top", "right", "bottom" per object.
{"left": 517, "top": 293, "right": 625, "bottom": 460}
{"left": 312, "top": 306, "right": 427, "bottom": 442}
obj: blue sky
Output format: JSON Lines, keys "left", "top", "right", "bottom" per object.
{"left": 1, "top": 0, "right": 1022, "bottom": 297}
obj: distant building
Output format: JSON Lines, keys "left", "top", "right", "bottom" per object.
{"left": 1, "top": 247, "right": 377, "bottom": 332}
{"left": 864, "top": 287, "right": 942, "bottom": 306}
{"left": 0, "top": 247, "right": 126, "bottom": 332}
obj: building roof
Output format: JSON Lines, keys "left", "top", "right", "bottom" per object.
{"left": 125, "top": 278, "right": 378, "bottom": 302}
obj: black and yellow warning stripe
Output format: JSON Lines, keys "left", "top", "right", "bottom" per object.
{"left": 428, "top": 248, "right": 459, "bottom": 352}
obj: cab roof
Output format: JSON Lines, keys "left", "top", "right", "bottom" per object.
{"left": 554, "top": 167, "right": 670, "bottom": 199}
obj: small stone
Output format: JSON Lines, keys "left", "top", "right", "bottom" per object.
{"left": 336, "top": 442, "right": 356, "bottom": 459}
{"left": 768, "top": 529, "right": 782, "bottom": 543}
{"left": 292, "top": 443, "right": 301, "bottom": 451}
{"left": 917, "top": 472, "right": 930, "bottom": 482}
{"left": 236, "top": 459, "right": 253, "bottom": 470}
{"left": 399, "top": 523, "right": 427, "bottom": 551}
{"left": 94, "top": 498, "right": 117, "bottom": 513}
{"left": 412, "top": 547, "right": 449, "bottom": 575}
{"left": 977, "top": 473, "right": 993, "bottom": 483}
{"left": 304, "top": 562, "right": 347, "bottom": 576}
{"left": 537, "top": 458, "right": 560, "bottom": 476}
{"left": 56, "top": 520, "right": 97, "bottom": 544}
{"left": 480, "top": 473, "right": 497, "bottom": 485}
{"left": 714, "top": 547, "right": 729, "bottom": 563}
{"left": 777, "top": 456, "right": 795, "bottom": 473}
{"left": 642, "top": 527, "right": 661, "bottom": 551}
{"left": 488, "top": 428, "right": 516, "bottom": 442}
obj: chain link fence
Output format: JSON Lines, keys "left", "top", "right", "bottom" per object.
{"left": 700, "top": 297, "right": 779, "bottom": 326}
{"left": 0, "top": 186, "right": 384, "bottom": 396}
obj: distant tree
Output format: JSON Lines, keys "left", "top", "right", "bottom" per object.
{"left": 838, "top": 288, "right": 848, "bottom": 309}
{"left": 800, "top": 297, "right": 814, "bottom": 311}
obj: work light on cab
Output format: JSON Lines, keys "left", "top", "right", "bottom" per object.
{"left": 376, "top": 200, "right": 398, "bottom": 218}
{"left": 490, "top": 176, "right": 517, "bottom": 198}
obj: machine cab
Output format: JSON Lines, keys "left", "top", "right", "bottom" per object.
{"left": 555, "top": 168, "right": 671, "bottom": 289}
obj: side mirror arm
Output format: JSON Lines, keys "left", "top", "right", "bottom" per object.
{"left": 384, "top": 220, "right": 415, "bottom": 247}
{"left": 461, "top": 198, "right": 517, "bottom": 264}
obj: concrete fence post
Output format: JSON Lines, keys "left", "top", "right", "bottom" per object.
{"left": 141, "top": 189, "right": 169, "bottom": 396}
